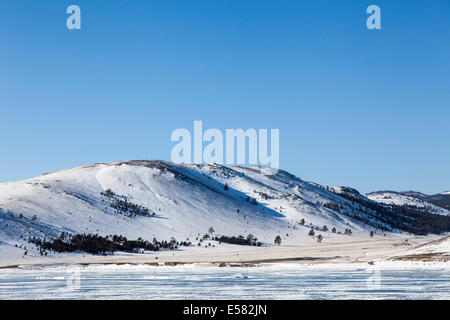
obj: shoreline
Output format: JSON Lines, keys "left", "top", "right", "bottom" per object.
{"left": 1, "top": 237, "right": 448, "bottom": 270}
{"left": 2, "top": 258, "right": 450, "bottom": 271}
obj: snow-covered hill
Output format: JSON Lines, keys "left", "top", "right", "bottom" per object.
{"left": 0, "top": 161, "right": 449, "bottom": 259}
{"left": 0, "top": 161, "right": 367, "bottom": 248}
{"left": 366, "top": 191, "right": 450, "bottom": 216}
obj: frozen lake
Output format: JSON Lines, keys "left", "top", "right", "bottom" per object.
{"left": 1, "top": 263, "right": 450, "bottom": 299}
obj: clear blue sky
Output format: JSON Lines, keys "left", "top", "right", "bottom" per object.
{"left": 1, "top": 0, "right": 449, "bottom": 194}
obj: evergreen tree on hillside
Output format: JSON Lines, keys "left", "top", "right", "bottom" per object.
{"left": 274, "top": 236, "right": 282, "bottom": 246}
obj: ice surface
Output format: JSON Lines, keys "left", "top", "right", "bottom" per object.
{"left": 1, "top": 264, "right": 450, "bottom": 300}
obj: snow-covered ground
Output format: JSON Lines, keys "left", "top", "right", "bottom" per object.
{"left": 389, "top": 236, "right": 450, "bottom": 262}
{"left": 0, "top": 235, "right": 442, "bottom": 270}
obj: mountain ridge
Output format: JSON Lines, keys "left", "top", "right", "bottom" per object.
{"left": 1, "top": 160, "right": 449, "bottom": 259}
{"left": 367, "top": 190, "right": 450, "bottom": 212}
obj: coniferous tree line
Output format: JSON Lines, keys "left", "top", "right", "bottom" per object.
{"left": 28, "top": 232, "right": 191, "bottom": 255}
{"left": 213, "top": 234, "right": 262, "bottom": 246}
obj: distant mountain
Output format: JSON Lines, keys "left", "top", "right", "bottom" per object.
{"left": 424, "top": 193, "right": 450, "bottom": 211}
{"left": 1, "top": 161, "right": 449, "bottom": 254}
{"left": 367, "top": 191, "right": 450, "bottom": 213}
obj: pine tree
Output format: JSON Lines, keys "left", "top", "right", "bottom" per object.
{"left": 274, "top": 236, "right": 282, "bottom": 246}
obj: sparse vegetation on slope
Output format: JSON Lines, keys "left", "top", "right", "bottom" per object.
{"left": 101, "top": 189, "right": 155, "bottom": 218}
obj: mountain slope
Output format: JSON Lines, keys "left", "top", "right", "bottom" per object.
{"left": 0, "top": 161, "right": 449, "bottom": 258}
{"left": 366, "top": 191, "right": 450, "bottom": 216}
{"left": 424, "top": 193, "right": 450, "bottom": 211}
{"left": 390, "top": 191, "right": 450, "bottom": 211}
{"left": 0, "top": 161, "right": 365, "bottom": 248}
